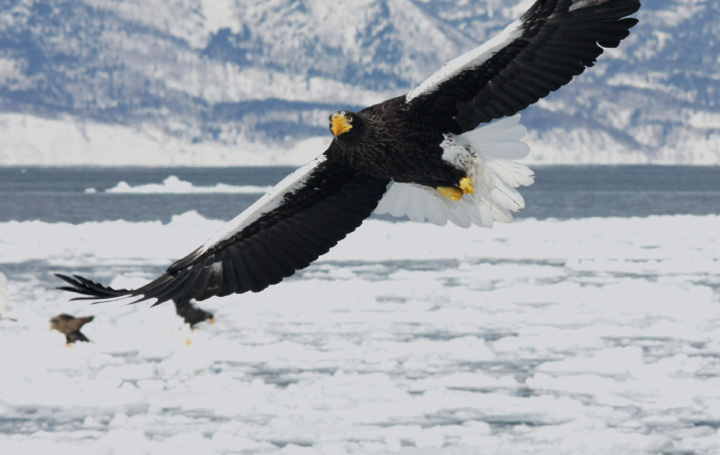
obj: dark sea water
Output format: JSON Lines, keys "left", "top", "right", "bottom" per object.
{"left": 1, "top": 165, "right": 719, "bottom": 223}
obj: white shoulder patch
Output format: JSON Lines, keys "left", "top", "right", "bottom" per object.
{"left": 374, "top": 115, "right": 534, "bottom": 228}
{"left": 569, "top": 0, "right": 604, "bottom": 12}
{"left": 405, "top": 19, "right": 524, "bottom": 103}
{"left": 198, "top": 153, "right": 327, "bottom": 252}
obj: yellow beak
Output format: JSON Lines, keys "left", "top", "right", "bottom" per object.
{"left": 331, "top": 113, "right": 353, "bottom": 137}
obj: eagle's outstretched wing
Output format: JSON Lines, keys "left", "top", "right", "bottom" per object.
{"left": 57, "top": 150, "right": 389, "bottom": 305}
{"left": 406, "top": 0, "right": 641, "bottom": 132}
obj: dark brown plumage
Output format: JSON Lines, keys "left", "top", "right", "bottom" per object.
{"left": 174, "top": 299, "right": 215, "bottom": 329}
{"left": 50, "top": 314, "right": 94, "bottom": 344}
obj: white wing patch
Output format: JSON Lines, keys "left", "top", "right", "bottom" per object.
{"left": 374, "top": 115, "right": 534, "bottom": 228}
{"left": 405, "top": 19, "right": 524, "bottom": 103}
{"left": 569, "top": 0, "right": 605, "bottom": 12}
{"left": 198, "top": 153, "right": 327, "bottom": 253}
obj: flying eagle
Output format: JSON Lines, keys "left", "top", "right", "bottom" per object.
{"left": 50, "top": 314, "right": 94, "bottom": 344}
{"left": 56, "top": 0, "right": 641, "bottom": 306}
{"left": 174, "top": 298, "right": 215, "bottom": 329}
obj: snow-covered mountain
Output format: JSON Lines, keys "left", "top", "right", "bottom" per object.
{"left": 0, "top": 0, "right": 718, "bottom": 165}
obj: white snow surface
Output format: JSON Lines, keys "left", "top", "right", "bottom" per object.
{"left": 3, "top": 109, "right": 718, "bottom": 166}
{"left": 97, "top": 176, "right": 271, "bottom": 194}
{"left": 2, "top": 213, "right": 720, "bottom": 454}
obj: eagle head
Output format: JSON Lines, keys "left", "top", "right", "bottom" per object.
{"left": 329, "top": 110, "right": 359, "bottom": 139}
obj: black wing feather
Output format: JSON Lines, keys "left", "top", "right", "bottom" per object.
{"left": 409, "top": 0, "right": 641, "bottom": 132}
{"left": 56, "top": 157, "right": 389, "bottom": 305}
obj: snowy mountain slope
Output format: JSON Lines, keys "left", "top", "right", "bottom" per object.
{"left": 0, "top": 0, "right": 718, "bottom": 165}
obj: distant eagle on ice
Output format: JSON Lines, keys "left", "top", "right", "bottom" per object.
{"left": 50, "top": 314, "right": 94, "bottom": 344}
{"left": 56, "top": 0, "right": 641, "bottom": 305}
{"left": 175, "top": 299, "right": 215, "bottom": 329}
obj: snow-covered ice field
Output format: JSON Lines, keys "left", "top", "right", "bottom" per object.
{"left": 1, "top": 212, "right": 720, "bottom": 454}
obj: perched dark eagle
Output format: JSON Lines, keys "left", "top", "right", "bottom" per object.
{"left": 56, "top": 0, "right": 641, "bottom": 306}
{"left": 174, "top": 298, "right": 215, "bottom": 329}
{"left": 50, "top": 314, "right": 94, "bottom": 344}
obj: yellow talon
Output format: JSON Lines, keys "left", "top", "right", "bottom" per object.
{"left": 437, "top": 177, "right": 474, "bottom": 201}
{"left": 437, "top": 186, "right": 463, "bottom": 201}
{"left": 459, "top": 177, "right": 474, "bottom": 195}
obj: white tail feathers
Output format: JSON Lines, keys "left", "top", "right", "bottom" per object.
{"left": 374, "top": 115, "right": 534, "bottom": 228}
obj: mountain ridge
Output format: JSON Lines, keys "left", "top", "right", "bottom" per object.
{"left": 1, "top": 0, "right": 718, "bottom": 165}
